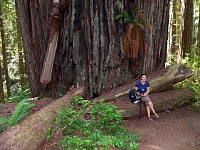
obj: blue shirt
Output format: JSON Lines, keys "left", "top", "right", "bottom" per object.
{"left": 135, "top": 80, "right": 150, "bottom": 94}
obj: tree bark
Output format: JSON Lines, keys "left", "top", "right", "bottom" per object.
{"left": 95, "top": 63, "right": 195, "bottom": 102}
{"left": 15, "top": 0, "right": 44, "bottom": 97}
{"left": 113, "top": 88, "right": 194, "bottom": 118}
{"left": 15, "top": 0, "right": 170, "bottom": 99}
{"left": 0, "top": 60, "right": 4, "bottom": 103}
{"left": 0, "top": 2, "right": 11, "bottom": 97}
{"left": 135, "top": 0, "right": 170, "bottom": 72}
{"left": 16, "top": 15, "right": 25, "bottom": 89}
{"left": 168, "top": 0, "right": 178, "bottom": 63}
{"left": 196, "top": 1, "right": 200, "bottom": 55}
{"left": 0, "top": 87, "right": 84, "bottom": 150}
{"left": 179, "top": 0, "right": 193, "bottom": 59}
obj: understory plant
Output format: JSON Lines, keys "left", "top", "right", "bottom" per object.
{"left": 0, "top": 99, "right": 36, "bottom": 133}
{"left": 47, "top": 96, "right": 140, "bottom": 150}
{"left": 174, "top": 49, "right": 200, "bottom": 110}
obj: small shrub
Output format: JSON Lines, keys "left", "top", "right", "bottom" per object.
{"left": 48, "top": 96, "right": 140, "bottom": 150}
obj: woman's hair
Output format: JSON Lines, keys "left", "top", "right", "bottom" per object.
{"left": 140, "top": 74, "right": 146, "bottom": 79}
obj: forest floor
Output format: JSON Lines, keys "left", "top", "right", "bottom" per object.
{"left": 125, "top": 108, "right": 200, "bottom": 150}
{"left": 0, "top": 99, "right": 200, "bottom": 150}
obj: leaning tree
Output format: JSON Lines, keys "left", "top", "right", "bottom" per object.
{"left": 16, "top": 0, "right": 170, "bottom": 98}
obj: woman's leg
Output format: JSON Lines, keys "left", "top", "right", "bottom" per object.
{"left": 148, "top": 101, "right": 156, "bottom": 114}
{"left": 148, "top": 100, "right": 159, "bottom": 117}
{"left": 146, "top": 105, "right": 151, "bottom": 118}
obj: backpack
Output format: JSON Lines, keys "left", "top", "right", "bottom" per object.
{"left": 128, "top": 89, "right": 140, "bottom": 103}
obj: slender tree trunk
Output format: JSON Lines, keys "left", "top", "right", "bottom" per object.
{"left": 16, "top": 13, "right": 25, "bottom": 89}
{"left": 0, "top": 2, "right": 11, "bottom": 97}
{"left": 196, "top": 1, "right": 200, "bottom": 55}
{"left": 0, "top": 60, "right": 4, "bottom": 103}
{"left": 171, "top": 0, "right": 177, "bottom": 55}
{"left": 179, "top": 0, "right": 193, "bottom": 59}
{"left": 168, "top": 0, "right": 178, "bottom": 63}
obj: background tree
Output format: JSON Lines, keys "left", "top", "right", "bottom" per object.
{"left": 179, "top": 0, "right": 193, "bottom": 61}
{"left": 0, "top": 1, "right": 11, "bottom": 97}
{"left": 0, "top": 60, "right": 4, "bottom": 103}
{"left": 15, "top": 8, "right": 25, "bottom": 90}
{"left": 168, "top": 0, "right": 179, "bottom": 63}
{"left": 196, "top": 0, "right": 200, "bottom": 55}
{"left": 15, "top": 0, "right": 170, "bottom": 99}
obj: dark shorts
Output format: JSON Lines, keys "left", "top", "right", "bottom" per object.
{"left": 141, "top": 95, "right": 150, "bottom": 103}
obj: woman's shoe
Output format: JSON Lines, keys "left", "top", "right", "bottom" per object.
{"left": 154, "top": 113, "right": 159, "bottom": 118}
{"left": 148, "top": 117, "right": 153, "bottom": 121}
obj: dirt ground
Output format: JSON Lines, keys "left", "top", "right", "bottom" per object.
{"left": 125, "top": 108, "right": 200, "bottom": 150}
{"left": 0, "top": 100, "right": 200, "bottom": 150}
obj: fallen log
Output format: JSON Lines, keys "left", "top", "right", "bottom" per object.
{"left": 111, "top": 88, "right": 194, "bottom": 118}
{"left": 0, "top": 64, "right": 194, "bottom": 149}
{"left": 0, "top": 87, "right": 84, "bottom": 150}
{"left": 95, "top": 63, "right": 195, "bottom": 102}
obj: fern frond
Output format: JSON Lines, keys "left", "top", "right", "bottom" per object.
{"left": 115, "top": 10, "right": 133, "bottom": 23}
{"left": 132, "top": 7, "right": 142, "bottom": 19}
{"left": 115, "top": 14, "right": 126, "bottom": 20}
{"left": 8, "top": 99, "right": 36, "bottom": 127}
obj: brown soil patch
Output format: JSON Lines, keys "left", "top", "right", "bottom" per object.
{"left": 125, "top": 108, "right": 200, "bottom": 150}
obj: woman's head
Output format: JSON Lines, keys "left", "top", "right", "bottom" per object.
{"left": 140, "top": 74, "right": 147, "bottom": 81}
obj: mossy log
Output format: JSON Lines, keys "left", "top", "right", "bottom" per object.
{"left": 0, "top": 88, "right": 84, "bottom": 150}
{"left": 112, "top": 88, "right": 194, "bottom": 118}
{"left": 95, "top": 63, "right": 195, "bottom": 102}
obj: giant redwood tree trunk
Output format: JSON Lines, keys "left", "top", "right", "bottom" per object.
{"left": 16, "top": 0, "right": 170, "bottom": 98}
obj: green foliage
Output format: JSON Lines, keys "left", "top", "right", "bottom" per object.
{"left": 0, "top": 98, "right": 36, "bottom": 133}
{"left": 6, "top": 82, "right": 31, "bottom": 103}
{"left": 174, "top": 47, "right": 200, "bottom": 109}
{"left": 115, "top": 8, "right": 147, "bottom": 29}
{"left": 48, "top": 96, "right": 140, "bottom": 150}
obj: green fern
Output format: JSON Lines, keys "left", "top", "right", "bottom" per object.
{"left": 115, "top": 8, "right": 147, "bottom": 29}
{"left": 0, "top": 99, "right": 36, "bottom": 132}
{"left": 8, "top": 99, "right": 36, "bottom": 127}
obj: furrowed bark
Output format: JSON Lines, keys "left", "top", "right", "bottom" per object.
{"left": 16, "top": 0, "right": 170, "bottom": 98}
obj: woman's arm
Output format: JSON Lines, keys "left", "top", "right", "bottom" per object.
{"left": 134, "top": 87, "right": 140, "bottom": 95}
{"left": 145, "top": 87, "right": 150, "bottom": 96}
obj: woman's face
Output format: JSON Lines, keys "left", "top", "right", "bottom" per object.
{"left": 141, "top": 75, "right": 147, "bottom": 81}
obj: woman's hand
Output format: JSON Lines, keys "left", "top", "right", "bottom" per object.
{"left": 143, "top": 93, "right": 147, "bottom": 97}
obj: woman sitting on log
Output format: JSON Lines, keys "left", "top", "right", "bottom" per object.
{"left": 135, "top": 74, "right": 159, "bottom": 121}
